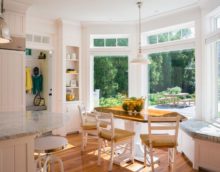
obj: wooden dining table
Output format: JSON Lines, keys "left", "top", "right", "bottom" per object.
{"left": 95, "top": 106, "right": 186, "bottom": 122}
{"left": 95, "top": 106, "right": 186, "bottom": 163}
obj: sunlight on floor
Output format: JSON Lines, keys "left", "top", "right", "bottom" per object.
{"left": 87, "top": 147, "right": 161, "bottom": 172}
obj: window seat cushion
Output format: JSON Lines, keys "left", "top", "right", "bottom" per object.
{"left": 180, "top": 119, "right": 220, "bottom": 143}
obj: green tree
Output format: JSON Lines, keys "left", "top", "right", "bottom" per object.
{"left": 111, "top": 57, "right": 128, "bottom": 95}
{"left": 94, "top": 56, "right": 128, "bottom": 98}
{"left": 149, "top": 49, "right": 195, "bottom": 94}
{"left": 94, "top": 57, "right": 118, "bottom": 97}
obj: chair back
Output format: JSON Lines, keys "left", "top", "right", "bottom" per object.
{"left": 96, "top": 112, "right": 114, "bottom": 138}
{"left": 78, "top": 104, "right": 88, "bottom": 125}
{"left": 147, "top": 115, "right": 180, "bottom": 144}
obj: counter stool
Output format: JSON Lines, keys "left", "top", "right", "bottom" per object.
{"left": 35, "top": 136, "right": 68, "bottom": 172}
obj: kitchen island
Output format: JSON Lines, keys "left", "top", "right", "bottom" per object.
{"left": 0, "top": 111, "right": 70, "bottom": 172}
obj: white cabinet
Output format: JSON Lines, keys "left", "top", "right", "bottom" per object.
{"left": 64, "top": 103, "right": 81, "bottom": 133}
{"left": 0, "top": 135, "right": 35, "bottom": 172}
{"left": 180, "top": 130, "right": 195, "bottom": 164}
{"left": 0, "top": 50, "right": 25, "bottom": 112}
{"left": 4, "top": 11, "right": 26, "bottom": 37}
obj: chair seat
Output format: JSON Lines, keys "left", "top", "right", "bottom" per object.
{"left": 140, "top": 134, "right": 177, "bottom": 148}
{"left": 99, "top": 128, "right": 135, "bottom": 142}
{"left": 82, "top": 121, "right": 107, "bottom": 130}
{"left": 35, "top": 136, "right": 68, "bottom": 153}
{"left": 82, "top": 121, "right": 97, "bottom": 130}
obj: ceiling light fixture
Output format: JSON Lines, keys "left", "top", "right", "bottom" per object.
{"left": 0, "top": 0, "right": 11, "bottom": 44}
{"left": 131, "top": 0, "right": 148, "bottom": 64}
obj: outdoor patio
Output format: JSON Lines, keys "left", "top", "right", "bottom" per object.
{"left": 150, "top": 104, "right": 195, "bottom": 119}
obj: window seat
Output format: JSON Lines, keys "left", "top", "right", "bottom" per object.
{"left": 180, "top": 119, "right": 220, "bottom": 143}
{"left": 179, "top": 119, "right": 220, "bottom": 171}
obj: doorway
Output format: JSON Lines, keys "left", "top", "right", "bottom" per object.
{"left": 25, "top": 48, "right": 53, "bottom": 111}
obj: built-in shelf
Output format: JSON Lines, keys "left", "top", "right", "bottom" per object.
{"left": 66, "top": 86, "right": 79, "bottom": 89}
{"left": 66, "top": 59, "right": 78, "bottom": 62}
{"left": 65, "top": 46, "right": 80, "bottom": 102}
{"left": 66, "top": 72, "right": 78, "bottom": 75}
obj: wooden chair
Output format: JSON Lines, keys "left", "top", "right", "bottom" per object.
{"left": 140, "top": 116, "right": 180, "bottom": 172}
{"left": 78, "top": 104, "right": 97, "bottom": 151}
{"left": 96, "top": 111, "right": 135, "bottom": 171}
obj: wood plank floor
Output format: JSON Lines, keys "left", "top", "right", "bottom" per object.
{"left": 54, "top": 133, "right": 196, "bottom": 172}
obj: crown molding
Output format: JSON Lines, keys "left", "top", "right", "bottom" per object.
{"left": 5, "top": 0, "right": 32, "bottom": 13}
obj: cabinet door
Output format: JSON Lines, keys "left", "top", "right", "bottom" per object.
{"left": 4, "top": 11, "right": 25, "bottom": 37}
{"left": 0, "top": 136, "right": 35, "bottom": 172}
{"left": 65, "top": 104, "right": 81, "bottom": 133}
{"left": 0, "top": 50, "right": 25, "bottom": 112}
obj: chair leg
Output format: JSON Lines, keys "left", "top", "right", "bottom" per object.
{"left": 144, "top": 145, "right": 146, "bottom": 167}
{"left": 108, "top": 141, "right": 114, "bottom": 171}
{"left": 149, "top": 144, "right": 154, "bottom": 172}
{"left": 171, "top": 148, "right": 176, "bottom": 172}
{"left": 130, "top": 137, "right": 134, "bottom": 163}
{"left": 168, "top": 148, "right": 171, "bottom": 167}
{"left": 85, "top": 133, "right": 88, "bottom": 146}
{"left": 81, "top": 131, "right": 85, "bottom": 151}
{"left": 97, "top": 138, "right": 102, "bottom": 165}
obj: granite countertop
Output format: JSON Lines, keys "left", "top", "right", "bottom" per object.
{"left": 180, "top": 119, "right": 220, "bottom": 143}
{"left": 0, "top": 111, "right": 71, "bottom": 141}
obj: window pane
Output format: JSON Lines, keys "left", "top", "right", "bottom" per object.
{"left": 158, "top": 32, "right": 168, "bottom": 43}
{"left": 117, "top": 38, "right": 128, "bottom": 46}
{"left": 182, "top": 28, "right": 193, "bottom": 39}
{"left": 148, "top": 49, "right": 195, "bottom": 116}
{"left": 169, "top": 30, "right": 181, "bottom": 41}
{"left": 105, "top": 39, "right": 116, "bottom": 47}
{"left": 94, "top": 56, "right": 128, "bottom": 107}
{"left": 94, "top": 39, "right": 104, "bottom": 47}
{"left": 217, "top": 42, "right": 220, "bottom": 115}
{"left": 217, "top": 17, "right": 220, "bottom": 29}
{"left": 147, "top": 35, "right": 157, "bottom": 44}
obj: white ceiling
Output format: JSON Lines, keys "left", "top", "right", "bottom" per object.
{"left": 25, "top": 0, "right": 199, "bottom": 22}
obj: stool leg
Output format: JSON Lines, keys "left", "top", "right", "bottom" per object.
{"left": 43, "top": 156, "right": 51, "bottom": 172}
{"left": 51, "top": 156, "right": 64, "bottom": 172}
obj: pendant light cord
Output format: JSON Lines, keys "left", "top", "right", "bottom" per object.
{"left": 137, "top": 1, "right": 142, "bottom": 54}
{"left": 1, "top": 0, "right": 4, "bottom": 16}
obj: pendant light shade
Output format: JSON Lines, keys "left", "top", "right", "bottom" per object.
{"left": 0, "top": 0, "right": 11, "bottom": 44}
{"left": 131, "top": 1, "right": 148, "bottom": 64}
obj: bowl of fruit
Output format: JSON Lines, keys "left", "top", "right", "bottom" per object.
{"left": 122, "top": 97, "right": 145, "bottom": 113}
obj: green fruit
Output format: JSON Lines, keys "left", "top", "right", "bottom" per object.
{"left": 130, "top": 97, "right": 137, "bottom": 100}
{"left": 122, "top": 102, "right": 129, "bottom": 111}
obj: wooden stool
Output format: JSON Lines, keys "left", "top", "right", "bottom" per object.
{"left": 35, "top": 136, "right": 68, "bottom": 172}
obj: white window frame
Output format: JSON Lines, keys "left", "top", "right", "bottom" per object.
{"left": 89, "top": 34, "right": 132, "bottom": 109}
{"left": 90, "top": 34, "right": 130, "bottom": 48}
{"left": 203, "top": 7, "right": 220, "bottom": 121}
{"left": 142, "top": 22, "right": 195, "bottom": 46}
{"left": 142, "top": 22, "right": 196, "bottom": 117}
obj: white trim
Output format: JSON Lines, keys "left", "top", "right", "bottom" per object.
{"left": 89, "top": 48, "right": 131, "bottom": 55}
{"left": 143, "top": 21, "right": 195, "bottom": 36}
{"left": 142, "top": 38, "right": 195, "bottom": 54}
{"left": 205, "top": 29, "right": 220, "bottom": 44}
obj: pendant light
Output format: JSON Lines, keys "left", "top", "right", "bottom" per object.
{"left": 131, "top": 1, "right": 148, "bottom": 64}
{"left": 0, "top": 0, "right": 11, "bottom": 43}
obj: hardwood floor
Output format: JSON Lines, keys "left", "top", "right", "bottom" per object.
{"left": 53, "top": 133, "right": 196, "bottom": 172}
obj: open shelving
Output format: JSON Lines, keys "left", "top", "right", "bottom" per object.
{"left": 65, "top": 46, "right": 80, "bottom": 102}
